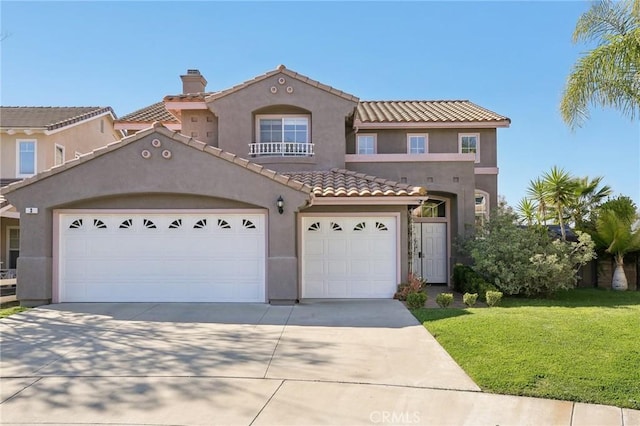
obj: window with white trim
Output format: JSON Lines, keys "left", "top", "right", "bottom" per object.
{"left": 55, "top": 144, "right": 65, "bottom": 166}
{"left": 17, "top": 140, "right": 36, "bottom": 177}
{"left": 459, "top": 133, "right": 480, "bottom": 163}
{"left": 475, "top": 190, "right": 490, "bottom": 226}
{"left": 356, "top": 134, "right": 376, "bottom": 155}
{"left": 257, "top": 115, "right": 309, "bottom": 144}
{"left": 407, "top": 134, "right": 428, "bottom": 154}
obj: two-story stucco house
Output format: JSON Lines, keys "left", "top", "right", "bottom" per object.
{"left": 0, "top": 107, "right": 122, "bottom": 277}
{"left": 1, "top": 67, "right": 509, "bottom": 307}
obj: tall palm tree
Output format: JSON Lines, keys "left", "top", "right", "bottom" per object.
{"left": 527, "top": 178, "right": 549, "bottom": 225}
{"left": 516, "top": 198, "right": 537, "bottom": 226}
{"left": 560, "top": 0, "right": 640, "bottom": 128}
{"left": 570, "top": 176, "right": 613, "bottom": 230}
{"left": 542, "top": 166, "right": 578, "bottom": 240}
{"left": 594, "top": 209, "right": 640, "bottom": 290}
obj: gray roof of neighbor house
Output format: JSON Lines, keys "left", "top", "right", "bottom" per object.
{"left": 117, "top": 102, "right": 180, "bottom": 124}
{"left": 355, "top": 101, "right": 510, "bottom": 125}
{"left": 284, "top": 169, "right": 426, "bottom": 197}
{"left": 0, "top": 106, "right": 116, "bottom": 130}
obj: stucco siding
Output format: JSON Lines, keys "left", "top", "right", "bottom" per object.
{"left": 209, "top": 72, "right": 357, "bottom": 172}
{"left": 4, "top": 131, "right": 311, "bottom": 305}
{"left": 1, "top": 114, "right": 121, "bottom": 179}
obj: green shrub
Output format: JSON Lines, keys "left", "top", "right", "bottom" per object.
{"left": 486, "top": 291, "right": 503, "bottom": 307}
{"left": 436, "top": 293, "right": 454, "bottom": 308}
{"left": 394, "top": 273, "right": 427, "bottom": 301}
{"left": 463, "top": 292, "right": 478, "bottom": 307}
{"left": 459, "top": 206, "right": 595, "bottom": 297}
{"left": 451, "top": 264, "right": 497, "bottom": 301}
{"left": 406, "top": 292, "right": 428, "bottom": 309}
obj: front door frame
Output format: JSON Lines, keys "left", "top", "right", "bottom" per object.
{"left": 411, "top": 196, "right": 451, "bottom": 286}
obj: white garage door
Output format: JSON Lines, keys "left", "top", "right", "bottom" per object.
{"left": 57, "top": 212, "right": 265, "bottom": 302}
{"left": 302, "top": 216, "right": 398, "bottom": 298}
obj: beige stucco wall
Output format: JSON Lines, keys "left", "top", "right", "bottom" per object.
{"left": 3, "top": 130, "right": 311, "bottom": 306}
{"left": 209, "top": 71, "right": 357, "bottom": 172}
{"left": 1, "top": 114, "right": 121, "bottom": 179}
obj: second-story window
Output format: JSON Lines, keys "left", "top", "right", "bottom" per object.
{"left": 356, "top": 134, "right": 376, "bottom": 154}
{"left": 459, "top": 133, "right": 480, "bottom": 163}
{"left": 17, "top": 140, "right": 37, "bottom": 177}
{"left": 407, "top": 134, "right": 428, "bottom": 154}
{"left": 258, "top": 115, "right": 309, "bottom": 144}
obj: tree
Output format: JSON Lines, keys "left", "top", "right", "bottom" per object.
{"left": 526, "top": 178, "right": 549, "bottom": 225}
{"left": 542, "top": 166, "right": 579, "bottom": 241}
{"left": 516, "top": 198, "right": 537, "bottom": 226}
{"left": 570, "top": 176, "right": 613, "bottom": 231}
{"left": 593, "top": 204, "right": 640, "bottom": 290}
{"left": 560, "top": 0, "right": 640, "bottom": 128}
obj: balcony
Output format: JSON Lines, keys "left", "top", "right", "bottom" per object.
{"left": 249, "top": 142, "right": 314, "bottom": 157}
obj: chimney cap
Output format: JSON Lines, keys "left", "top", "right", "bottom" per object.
{"left": 186, "top": 69, "right": 201, "bottom": 75}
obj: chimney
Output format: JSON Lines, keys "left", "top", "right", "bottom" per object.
{"left": 181, "top": 69, "right": 207, "bottom": 94}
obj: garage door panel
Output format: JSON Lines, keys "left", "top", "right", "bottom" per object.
{"left": 58, "top": 212, "right": 266, "bottom": 303}
{"left": 303, "top": 216, "right": 397, "bottom": 299}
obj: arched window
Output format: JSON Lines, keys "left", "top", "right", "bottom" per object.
{"left": 475, "top": 190, "right": 490, "bottom": 226}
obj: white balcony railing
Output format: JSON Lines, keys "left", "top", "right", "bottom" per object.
{"left": 249, "top": 142, "right": 314, "bottom": 157}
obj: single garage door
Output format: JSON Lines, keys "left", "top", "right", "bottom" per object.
{"left": 302, "top": 216, "right": 398, "bottom": 298}
{"left": 57, "top": 212, "right": 265, "bottom": 302}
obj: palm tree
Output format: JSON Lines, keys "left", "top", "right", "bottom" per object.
{"left": 560, "top": 0, "right": 640, "bottom": 128}
{"left": 593, "top": 209, "right": 640, "bottom": 290}
{"left": 570, "top": 176, "right": 613, "bottom": 230}
{"left": 516, "top": 198, "right": 537, "bottom": 226}
{"left": 527, "top": 178, "right": 549, "bottom": 225}
{"left": 542, "top": 166, "right": 578, "bottom": 241}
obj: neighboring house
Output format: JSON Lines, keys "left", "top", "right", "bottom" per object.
{"left": 0, "top": 107, "right": 122, "bottom": 275}
{"left": 1, "top": 67, "right": 509, "bottom": 306}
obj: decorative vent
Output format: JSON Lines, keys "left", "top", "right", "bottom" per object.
{"left": 376, "top": 222, "right": 388, "bottom": 231}
{"left": 119, "top": 219, "right": 133, "bottom": 229}
{"left": 143, "top": 219, "right": 157, "bottom": 229}
{"left": 194, "top": 219, "right": 207, "bottom": 229}
{"left": 353, "top": 222, "right": 366, "bottom": 231}
{"left": 69, "top": 219, "right": 83, "bottom": 229}
{"left": 93, "top": 219, "right": 107, "bottom": 229}
{"left": 242, "top": 219, "right": 256, "bottom": 229}
{"left": 169, "top": 219, "right": 182, "bottom": 229}
{"left": 217, "top": 219, "right": 231, "bottom": 229}
{"left": 307, "top": 222, "right": 320, "bottom": 231}
{"left": 331, "top": 222, "right": 343, "bottom": 231}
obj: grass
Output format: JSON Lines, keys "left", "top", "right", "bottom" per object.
{"left": 412, "top": 288, "right": 640, "bottom": 409}
{"left": 0, "top": 305, "right": 29, "bottom": 318}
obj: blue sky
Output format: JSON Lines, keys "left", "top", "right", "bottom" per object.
{"left": 2, "top": 1, "right": 639, "bottom": 207}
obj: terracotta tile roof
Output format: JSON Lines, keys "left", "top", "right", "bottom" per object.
{"left": 0, "top": 106, "right": 116, "bottom": 130}
{"left": 205, "top": 65, "right": 359, "bottom": 103}
{"left": 163, "top": 92, "right": 216, "bottom": 102}
{"left": 355, "top": 101, "right": 510, "bottom": 124}
{"left": 283, "top": 169, "right": 426, "bottom": 197}
{"left": 117, "top": 102, "right": 180, "bottom": 124}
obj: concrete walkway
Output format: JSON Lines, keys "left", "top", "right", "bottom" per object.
{"left": 0, "top": 301, "right": 638, "bottom": 425}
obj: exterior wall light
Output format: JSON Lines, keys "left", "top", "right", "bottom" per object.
{"left": 277, "top": 196, "right": 284, "bottom": 214}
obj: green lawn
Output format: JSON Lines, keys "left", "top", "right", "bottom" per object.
{"left": 412, "top": 289, "right": 640, "bottom": 409}
{"left": 0, "top": 305, "right": 29, "bottom": 318}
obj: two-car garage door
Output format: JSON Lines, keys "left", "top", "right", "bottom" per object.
{"left": 57, "top": 212, "right": 265, "bottom": 303}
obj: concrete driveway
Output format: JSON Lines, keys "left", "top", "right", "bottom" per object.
{"left": 1, "top": 301, "right": 637, "bottom": 425}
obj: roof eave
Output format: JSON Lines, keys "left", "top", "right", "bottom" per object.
{"left": 354, "top": 120, "right": 511, "bottom": 129}
{"left": 309, "top": 195, "right": 427, "bottom": 206}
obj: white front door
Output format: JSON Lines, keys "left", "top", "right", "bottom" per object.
{"left": 57, "top": 211, "right": 266, "bottom": 302}
{"left": 302, "top": 216, "right": 398, "bottom": 298}
{"left": 412, "top": 222, "right": 447, "bottom": 284}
